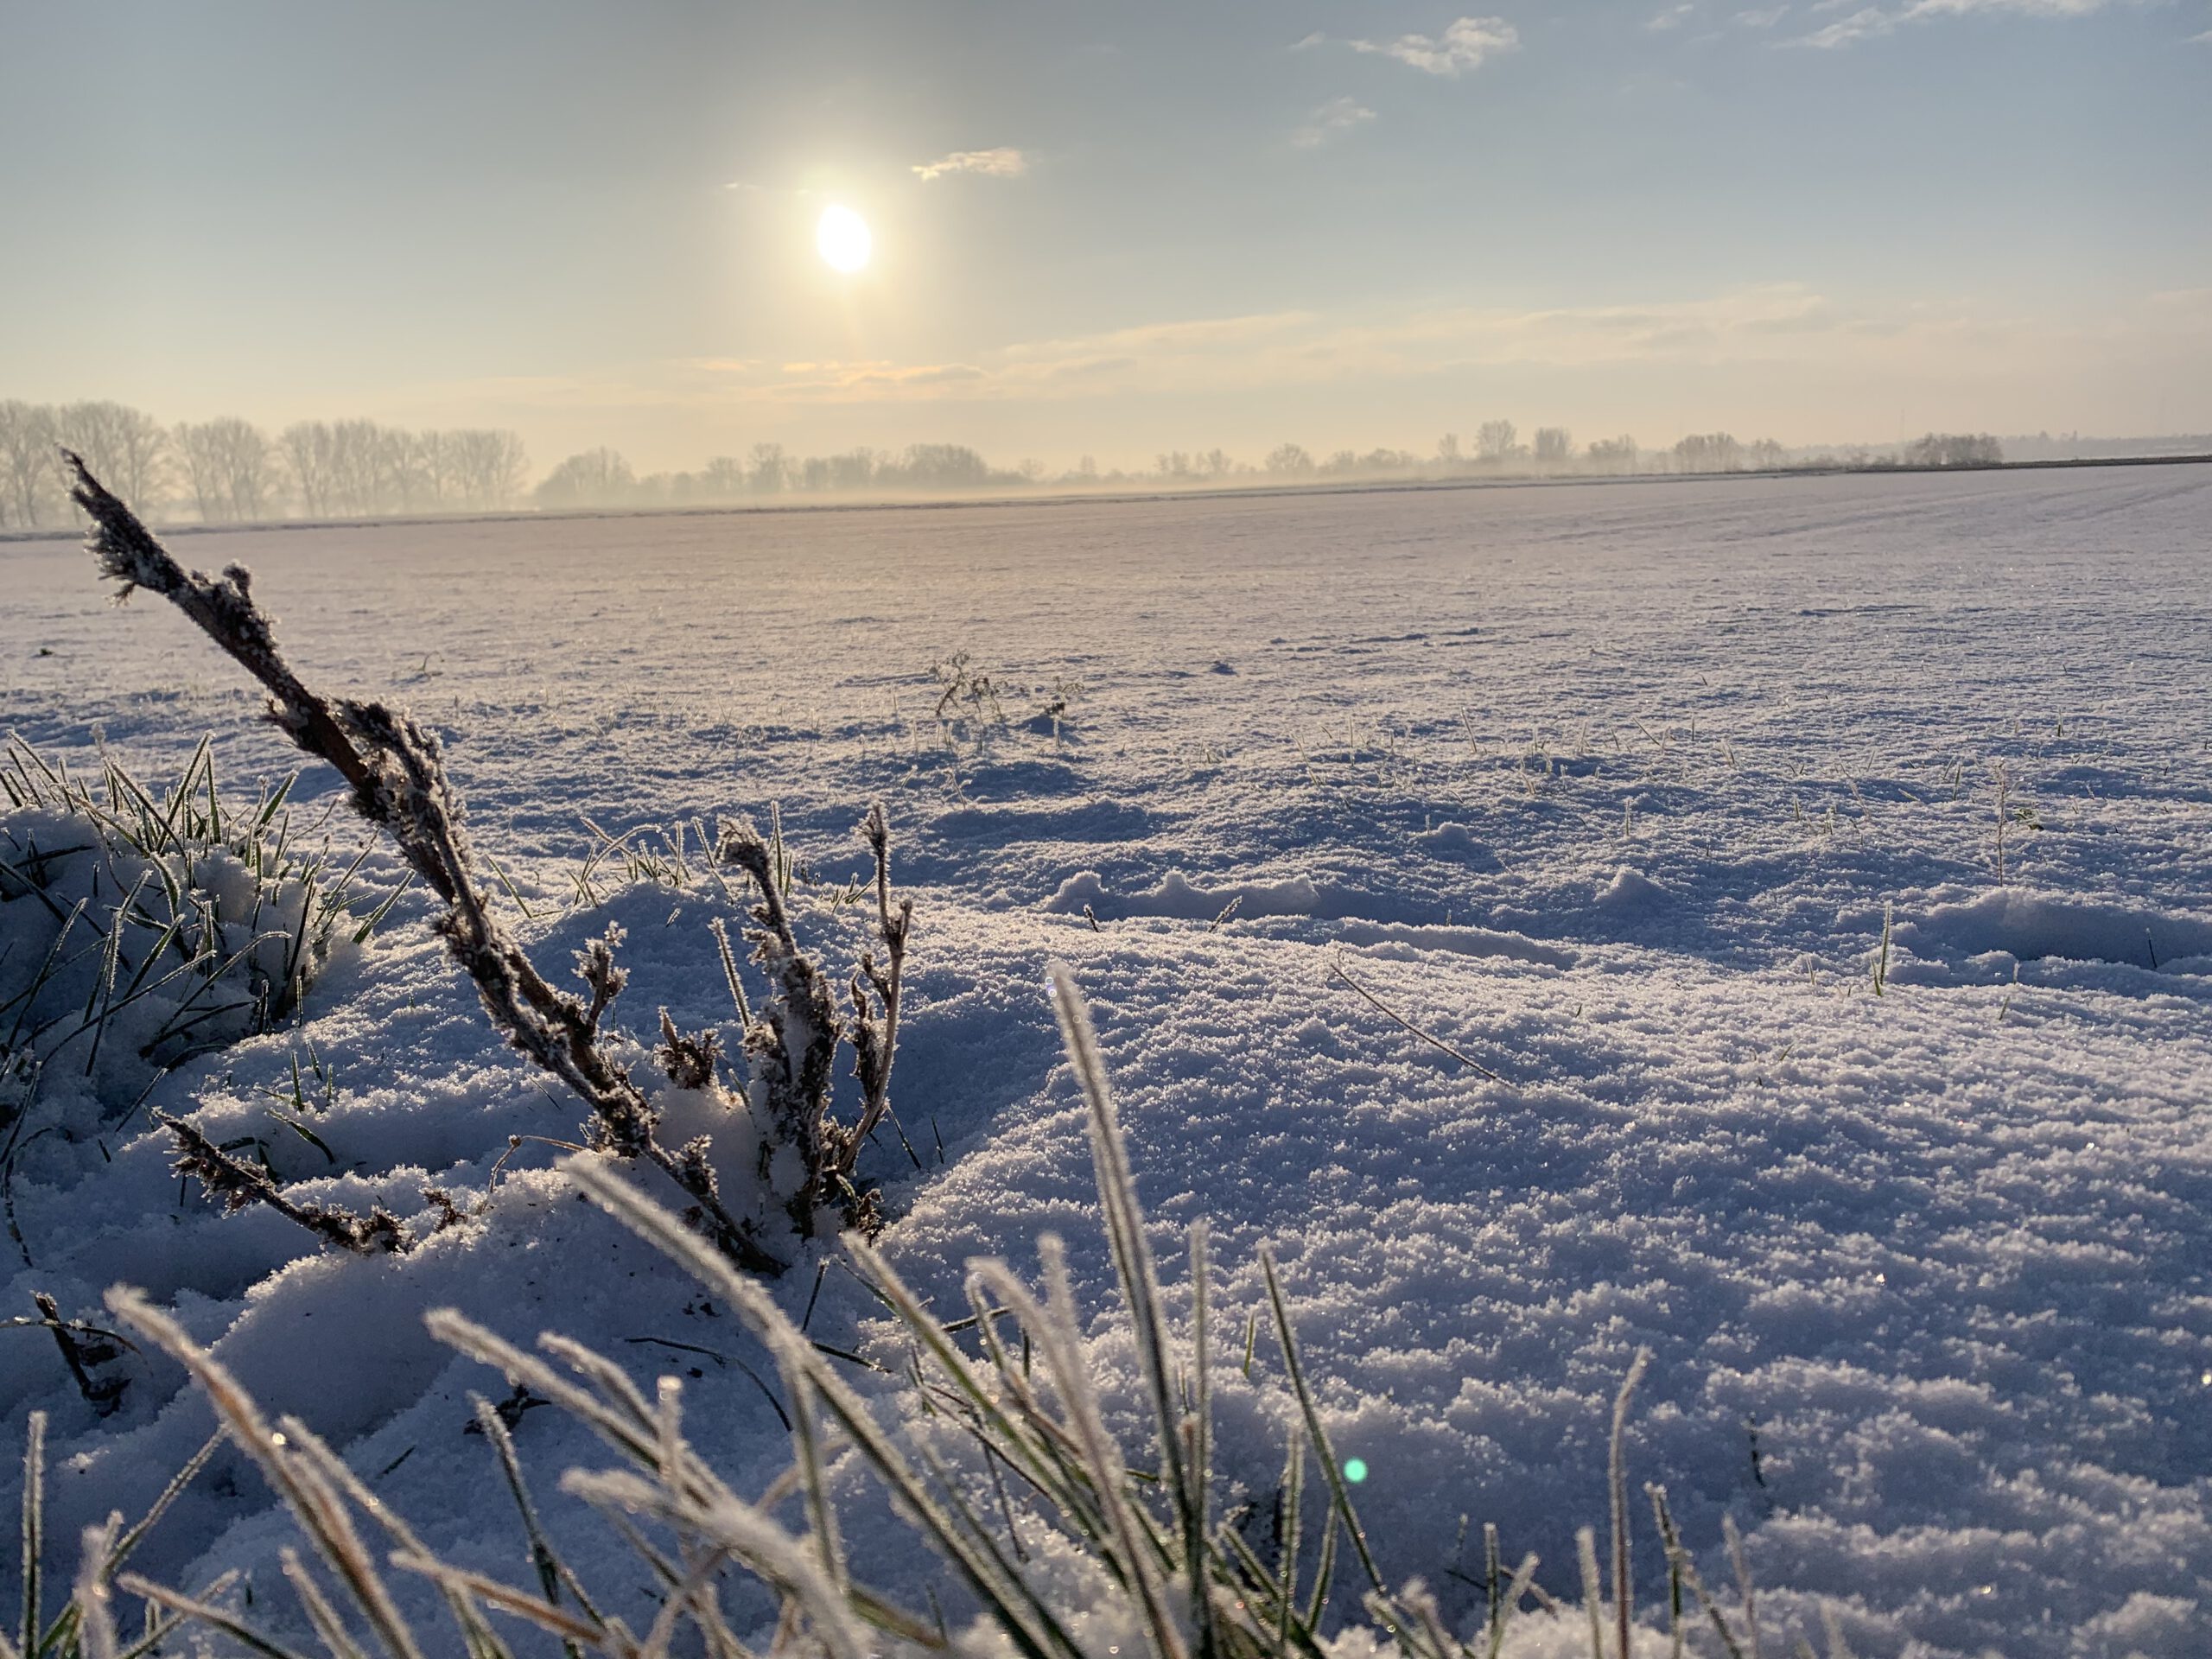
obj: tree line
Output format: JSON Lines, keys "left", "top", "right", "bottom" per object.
{"left": 1249, "top": 423, "right": 2000, "bottom": 481}
{"left": 531, "top": 441, "right": 1040, "bottom": 510}
{"left": 535, "top": 421, "right": 2006, "bottom": 509}
{"left": 0, "top": 399, "right": 528, "bottom": 528}
{"left": 0, "top": 395, "right": 2009, "bottom": 528}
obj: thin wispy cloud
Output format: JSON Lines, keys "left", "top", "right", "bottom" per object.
{"left": 1794, "top": 6, "right": 1892, "bottom": 45}
{"left": 1346, "top": 16, "right": 1522, "bottom": 75}
{"left": 631, "top": 284, "right": 2133, "bottom": 410}
{"left": 1790, "top": 0, "right": 2113, "bottom": 48}
{"left": 1292, "top": 96, "right": 1378, "bottom": 148}
{"left": 911, "top": 146, "right": 1028, "bottom": 181}
{"left": 1736, "top": 5, "right": 1790, "bottom": 26}
{"left": 1648, "top": 4, "right": 1699, "bottom": 31}
{"left": 411, "top": 283, "right": 2202, "bottom": 451}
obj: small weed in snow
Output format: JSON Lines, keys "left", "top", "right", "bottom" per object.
{"left": 65, "top": 454, "right": 916, "bottom": 1274}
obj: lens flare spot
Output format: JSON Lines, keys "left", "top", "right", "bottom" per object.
{"left": 1343, "top": 1458, "right": 1368, "bottom": 1483}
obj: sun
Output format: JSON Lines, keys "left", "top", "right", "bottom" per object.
{"left": 816, "top": 204, "right": 873, "bottom": 274}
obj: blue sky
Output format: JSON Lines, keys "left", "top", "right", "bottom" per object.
{"left": 2, "top": 0, "right": 2206, "bottom": 470}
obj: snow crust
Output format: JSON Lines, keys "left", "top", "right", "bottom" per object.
{"left": 3, "top": 467, "right": 2209, "bottom": 1654}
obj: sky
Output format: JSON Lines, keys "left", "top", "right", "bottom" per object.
{"left": 2, "top": 0, "right": 2208, "bottom": 474}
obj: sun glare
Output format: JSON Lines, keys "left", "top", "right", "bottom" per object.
{"left": 817, "top": 204, "right": 873, "bottom": 273}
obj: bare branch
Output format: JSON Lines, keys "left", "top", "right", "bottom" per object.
{"left": 69, "top": 456, "right": 785, "bottom": 1274}
{"left": 161, "top": 1113, "right": 408, "bottom": 1255}
{"left": 1327, "top": 961, "right": 1509, "bottom": 1084}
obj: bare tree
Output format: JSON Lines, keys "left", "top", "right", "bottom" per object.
{"left": 1436, "top": 432, "right": 1462, "bottom": 466}
{"left": 327, "top": 418, "right": 385, "bottom": 514}
{"left": 1672, "top": 432, "right": 1742, "bottom": 473}
{"left": 1586, "top": 435, "right": 1639, "bottom": 474}
{"left": 536, "top": 447, "right": 634, "bottom": 508}
{"left": 413, "top": 429, "right": 454, "bottom": 508}
{"left": 699, "top": 454, "right": 748, "bottom": 499}
{"left": 1476, "top": 419, "right": 1518, "bottom": 462}
{"left": 899, "top": 443, "right": 995, "bottom": 489}
{"left": 174, "top": 417, "right": 277, "bottom": 522}
{"left": 54, "top": 402, "right": 168, "bottom": 507}
{"left": 826, "top": 449, "right": 876, "bottom": 493}
{"left": 281, "top": 421, "right": 338, "bottom": 516}
{"left": 447, "top": 429, "right": 529, "bottom": 508}
{"left": 0, "top": 401, "right": 57, "bottom": 527}
{"left": 375, "top": 426, "right": 434, "bottom": 514}
{"left": 1904, "top": 432, "right": 2002, "bottom": 467}
{"left": 1265, "top": 442, "right": 1314, "bottom": 476}
{"left": 747, "top": 442, "right": 786, "bottom": 494}
{"left": 172, "top": 421, "right": 229, "bottom": 522}
{"left": 1533, "top": 427, "right": 1573, "bottom": 470}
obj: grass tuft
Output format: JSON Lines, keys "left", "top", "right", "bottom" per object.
{"left": 76, "top": 964, "right": 1795, "bottom": 1659}
{"left": 1, "top": 735, "right": 369, "bottom": 1111}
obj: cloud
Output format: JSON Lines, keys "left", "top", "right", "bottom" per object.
{"left": 911, "top": 147, "right": 1028, "bottom": 182}
{"left": 728, "top": 291, "right": 1867, "bottom": 406}
{"left": 753, "top": 288, "right": 1878, "bottom": 405}
{"left": 1348, "top": 16, "right": 1521, "bottom": 74}
{"left": 415, "top": 285, "right": 2203, "bottom": 440}
{"left": 696, "top": 359, "right": 995, "bottom": 399}
{"left": 1789, "top": 0, "right": 2115, "bottom": 48}
{"left": 1908, "top": 0, "right": 2109, "bottom": 15}
{"left": 1793, "top": 5, "right": 1894, "bottom": 44}
{"left": 1648, "top": 4, "right": 1698, "bottom": 30}
{"left": 1735, "top": 5, "right": 1790, "bottom": 25}
{"left": 999, "top": 311, "right": 1320, "bottom": 365}
{"left": 1292, "top": 96, "right": 1378, "bottom": 148}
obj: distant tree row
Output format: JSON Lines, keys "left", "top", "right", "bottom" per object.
{"left": 279, "top": 421, "right": 530, "bottom": 517}
{"left": 0, "top": 399, "right": 528, "bottom": 527}
{"left": 0, "top": 394, "right": 2013, "bottom": 529}
{"left": 1258, "top": 423, "right": 1996, "bottom": 481}
{"left": 1262, "top": 424, "right": 1786, "bottom": 481}
{"left": 1901, "top": 432, "right": 2002, "bottom": 468}
{"left": 1670, "top": 433, "right": 1786, "bottom": 473}
{"left": 531, "top": 441, "right": 1037, "bottom": 510}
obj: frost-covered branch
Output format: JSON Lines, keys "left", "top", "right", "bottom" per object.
{"left": 161, "top": 1113, "right": 408, "bottom": 1255}
{"left": 715, "top": 801, "right": 914, "bottom": 1237}
{"left": 718, "top": 817, "right": 842, "bottom": 1232}
{"left": 67, "top": 453, "right": 786, "bottom": 1274}
{"left": 844, "top": 801, "right": 911, "bottom": 1161}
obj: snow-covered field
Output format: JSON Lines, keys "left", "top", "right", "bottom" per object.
{"left": 4, "top": 466, "right": 2210, "bottom": 1656}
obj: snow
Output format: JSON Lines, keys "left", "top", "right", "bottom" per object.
{"left": 3, "top": 466, "right": 2209, "bottom": 1655}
